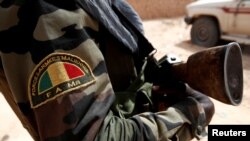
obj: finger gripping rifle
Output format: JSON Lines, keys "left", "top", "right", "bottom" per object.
{"left": 148, "top": 42, "right": 243, "bottom": 106}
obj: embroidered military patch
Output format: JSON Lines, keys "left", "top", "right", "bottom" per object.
{"left": 28, "top": 53, "right": 95, "bottom": 108}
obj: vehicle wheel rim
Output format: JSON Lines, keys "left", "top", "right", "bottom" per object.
{"left": 197, "top": 27, "right": 209, "bottom": 41}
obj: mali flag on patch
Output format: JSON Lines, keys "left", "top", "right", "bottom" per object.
{"left": 39, "top": 62, "right": 85, "bottom": 93}
{"left": 29, "top": 53, "right": 96, "bottom": 108}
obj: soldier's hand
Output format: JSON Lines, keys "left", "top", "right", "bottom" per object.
{"left": 151, "top": 82, "right": 215, "bottom": 125}
{"left": 185, "top": 84, "right": 215, "bottom": 126}
{"left": 151, "top": 82, "right": 187, "bottom": 111}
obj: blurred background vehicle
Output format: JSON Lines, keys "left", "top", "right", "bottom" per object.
{"left": 185, "top": 0, "right": 250, "bottom": 47}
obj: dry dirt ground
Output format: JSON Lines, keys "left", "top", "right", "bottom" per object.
{"left": 0, "top": 17, "right": 249, "bottom": 141}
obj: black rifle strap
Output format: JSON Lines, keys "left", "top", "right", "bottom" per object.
{"left": 111, "top": 4, "right": 157, "bottom": 69}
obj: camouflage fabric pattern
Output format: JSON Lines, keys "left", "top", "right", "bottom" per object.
{"left": 0, "top": 0, "right": 207, "bottom": 141}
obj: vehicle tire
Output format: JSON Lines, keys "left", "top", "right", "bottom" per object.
{"left": 191, "top": 17, "right": 220, "bottom": 47}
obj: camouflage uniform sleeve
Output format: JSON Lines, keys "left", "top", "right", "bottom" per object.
{"left": 95, "top": 97, "right": 207, "bottom": 141}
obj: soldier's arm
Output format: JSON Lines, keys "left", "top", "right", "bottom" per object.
{"left": 95, "top": 96, "right": 208, "bottom": 141}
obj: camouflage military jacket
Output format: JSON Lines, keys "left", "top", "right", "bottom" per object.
{"left": 0, "top": 0, "right": 207, "bottom": 141}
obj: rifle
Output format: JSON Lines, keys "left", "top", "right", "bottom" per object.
{"left": 149, "top": 42, "right": 243, "bottom": 106}
{"left": 111, "top": 5, "right": 243, "bottom": 107}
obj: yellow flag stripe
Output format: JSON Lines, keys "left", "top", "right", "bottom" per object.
{"left": 47, "top": 62, "right": 70, "bottom": 86}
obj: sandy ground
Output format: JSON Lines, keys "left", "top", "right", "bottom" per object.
{"left": 0, "top": 17, "right": 249, "bottom": 141}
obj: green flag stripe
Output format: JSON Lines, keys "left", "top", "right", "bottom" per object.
{"left": 39, "top": 71, "right": 53, "bottom": 93}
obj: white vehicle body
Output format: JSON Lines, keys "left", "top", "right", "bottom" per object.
{"left": 185, "top": 0, "right": 250, "bottom": 47}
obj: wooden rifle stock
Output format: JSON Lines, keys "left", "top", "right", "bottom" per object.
{"left": 172, "top": 42, "right": 243, "bottom": 105}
